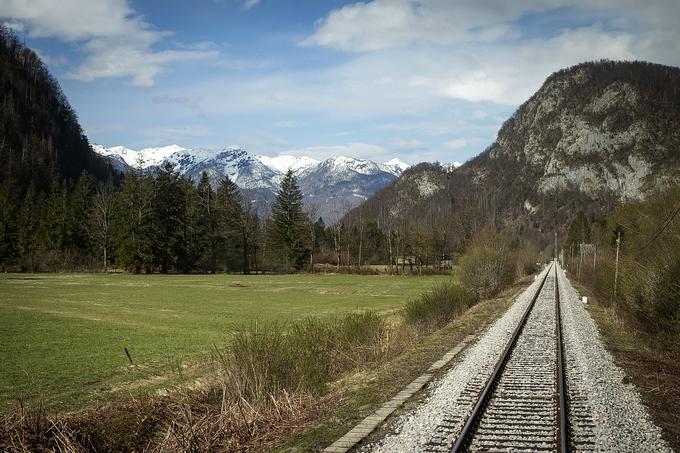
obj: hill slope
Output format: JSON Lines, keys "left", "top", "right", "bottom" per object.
{"left": 0, "top": 26, "right": 113, "bottom": 200}
{"left": 350, "top": 61, "right": 680, "bottom": 248}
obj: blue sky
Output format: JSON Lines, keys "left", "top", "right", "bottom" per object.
{"left": 2, "top": 0, "right": 679, "bottom": 164}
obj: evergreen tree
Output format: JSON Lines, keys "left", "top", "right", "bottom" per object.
{"left": 17, "top": 182, "right": 39, "bottom": 271}
{"left": 41, "top": 177, "right": 67, "bottom": 254}
{"left": 216, "top": 176, "right": 241, "bottom": 272}
{"left": 152, "top": 163, "right": 184, "bottom": 273}
{"left": 270, "top": 170, "right": 306, "bottom": 271}
{"left": 66, "top": 171, "right": 95, "bottom": 256}
{"left": 196, "top": 172, "right": 218, "bottom": 272}
{"left": 0, "top": 186, "right": 17, "bottom": 271}
{"left": 113, "top": 171, "right": 154, "bottom": 273}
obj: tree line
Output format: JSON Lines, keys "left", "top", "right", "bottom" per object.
{"left": 1, "top": 161, "right": 501, "bottom": 274}
{"left": 1, "top": 163, "right": 316, "bottom": 273}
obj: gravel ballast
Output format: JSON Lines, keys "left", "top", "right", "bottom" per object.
{"left": 366, "top": 265, "right": 552, "bottom": 452}
{"left": 364, "top": 264, "right": 671, "bottom": 452}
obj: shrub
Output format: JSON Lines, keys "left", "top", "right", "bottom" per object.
{"left": 456, "top": 246, "right": 513, "bottom": 299}
{"left": 403, "top": 283, "right": 478, "bottom": 333}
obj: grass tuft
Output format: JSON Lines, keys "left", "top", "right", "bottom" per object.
{"left": 403, "top": 283, "right": 478, "bottom": 333}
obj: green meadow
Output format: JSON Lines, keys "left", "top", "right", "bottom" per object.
{"left": 0, "top": 273, "right": 449, "bottom": 411}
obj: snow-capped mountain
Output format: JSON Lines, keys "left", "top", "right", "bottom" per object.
{"left": 92, "top": 144, "right": 410, "bottom": 220}
{"left": 255, "top": 155, "right": 319, "bottom": 174}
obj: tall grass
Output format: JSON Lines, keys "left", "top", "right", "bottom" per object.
{"left": 403, "top": 283, "right": 478, "bottom": 333}
{"left": 222, "top": 312, "right": 389, "bottom": 402}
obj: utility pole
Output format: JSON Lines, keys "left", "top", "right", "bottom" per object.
{"left": 554, "top": 231, "right": 558, "bottom": 262}
{"left": 613, "top": 230, "right": 621, "bottom": 302}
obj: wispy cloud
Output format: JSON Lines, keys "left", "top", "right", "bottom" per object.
{"left": 283, "top": 143, "right": 390, "bottom": 161}
{"left": 0, "top": 0, "right": 217, "bottom": 86}
{"left": 302, "top": 0, "right": 679, "bottom": 106}
{"left": 243, "top": 0, "right": 261, "bottom": 10}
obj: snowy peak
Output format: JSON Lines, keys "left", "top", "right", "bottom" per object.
{"left": 383, "top": 158, "right": 410, "bottom": 172}
{"left": 92, "top": 144, "right": 411, "bottom": 220}
{"left": 255, "top": 155, "right": 320, "bottom": 174}
{"left": 93, "top": 144, "right": 190, "bottom": 168}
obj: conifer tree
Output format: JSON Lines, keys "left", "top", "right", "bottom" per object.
{"left": 196, "top": 172, "right": 218, "bottom": 272}
{"left": 270, "top": 170, "right": 306, "bottom": 271}
{"left": 152, "top": 163, "right": 184, "bottom": 273}
{"left": 112, "top": 170, "right": 154, "bottom": 273}
{"left": 216, "top": 176, "right": 241, "bottom": 271}
{"left": 0, "top": 186, "right": 17, "bottom": 271}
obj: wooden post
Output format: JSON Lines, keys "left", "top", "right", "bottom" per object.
{"left": 124, "top": 347, "right": 133, "bottom": 365}
{"left": 613, "top": 231, "right": 621, "bottom": 302}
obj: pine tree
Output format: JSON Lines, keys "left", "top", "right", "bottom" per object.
{"left": 113, "top": 171, "right": 154, "bottom": 273}
{"left": 216, "top": 176, "right": 241, "bottom": 272}
{"left": 66, "top": 171, "right": 95, "bottom": 256}
{"left": 17, "top": 182, "right": 39, "bottom": 272}
{"left": 270, "top": 170, "right": 306, "bottom": 271}
{"left": 152, "top": 163, "right": 184, "bottom": 273}
{"left": 0, "top": 185, "right": 17, "bottom": 271}
{"left": 196, "top": 172, "right": 218, "bottom": 272}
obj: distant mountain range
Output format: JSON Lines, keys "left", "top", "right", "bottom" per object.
{"left": 91, "top": 144, "right": 411, "bottom": 221}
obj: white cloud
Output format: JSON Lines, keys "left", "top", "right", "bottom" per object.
{"left": 301, "top": 0, "right": 680, "bottom": 107}
{"left": 0, "top": 0, "right": 217, "bottom": 86}
{"left": 243, "top": 0, "right": 261, "bottom": 10}
{"left": 302, "top": 0, "right": 544, "bottom": 52}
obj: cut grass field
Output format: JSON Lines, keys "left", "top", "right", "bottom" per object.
{"left": 0, "top": 273, "right": 450, "bottom": 413}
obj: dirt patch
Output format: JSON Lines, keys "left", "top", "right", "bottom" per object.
{"left": 229, "top": 282, "right": 248, "bottom": 288}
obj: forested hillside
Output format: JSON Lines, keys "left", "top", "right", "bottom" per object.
{"left": 0, "top": 26, "right": 121, "bottom": 270}
{"left": 0, "top": 27, "right": 113, "bottom": 197}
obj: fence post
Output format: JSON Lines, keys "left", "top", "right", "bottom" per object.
{"left": 613, "top": 231, "right": 621, "bottom": 303}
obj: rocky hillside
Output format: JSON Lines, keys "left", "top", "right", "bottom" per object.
{"left": 351, "top": 61, "right": 680, "bottom": 245}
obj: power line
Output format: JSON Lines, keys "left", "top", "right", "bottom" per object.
{"left": 630, "top": 202, "right": 680, "bottom": 252}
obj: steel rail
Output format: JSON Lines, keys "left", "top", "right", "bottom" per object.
{"left": 555, "top": 264, "right": 569, "bottom": 452}
{"left": 450, "top": 262, "right": 554, "bottom": 453}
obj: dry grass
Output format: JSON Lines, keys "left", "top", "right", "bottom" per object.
{"left": 0, "top": 310, "right": 416, "bottom": 452}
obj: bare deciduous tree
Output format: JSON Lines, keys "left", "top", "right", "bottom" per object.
{"left": 87, "top": 184, "right": 115, "bottom": 272}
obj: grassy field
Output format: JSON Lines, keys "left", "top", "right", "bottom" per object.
{"left": 0, "top": 273, "right": 450, "bottom": 412}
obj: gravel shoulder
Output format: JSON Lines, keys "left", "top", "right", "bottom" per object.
{"left": 570, "top": 277, "right": 680, "bottom": 452}
{"left": 557, "top": 265, "right": 670, "bottom": 452}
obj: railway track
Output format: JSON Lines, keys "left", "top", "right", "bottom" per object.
{"left": 367, "top": 262, "right": 668, "bottom": 453}
{"left": 447, "top": 262, "right": 569, "bottom": 452}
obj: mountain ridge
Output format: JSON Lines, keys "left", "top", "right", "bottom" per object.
{"left": 92, "top": 143, "right": 412, "bottom": 220}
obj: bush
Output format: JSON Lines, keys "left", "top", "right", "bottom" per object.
{"left": 456, "top": 246, "right": 513, "bottom": 299}
{"left": 403, "top": 283, "right": 478, "bottom": 333}
{"left": 567, "top": 185, "right": 680, "bottom": 350}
